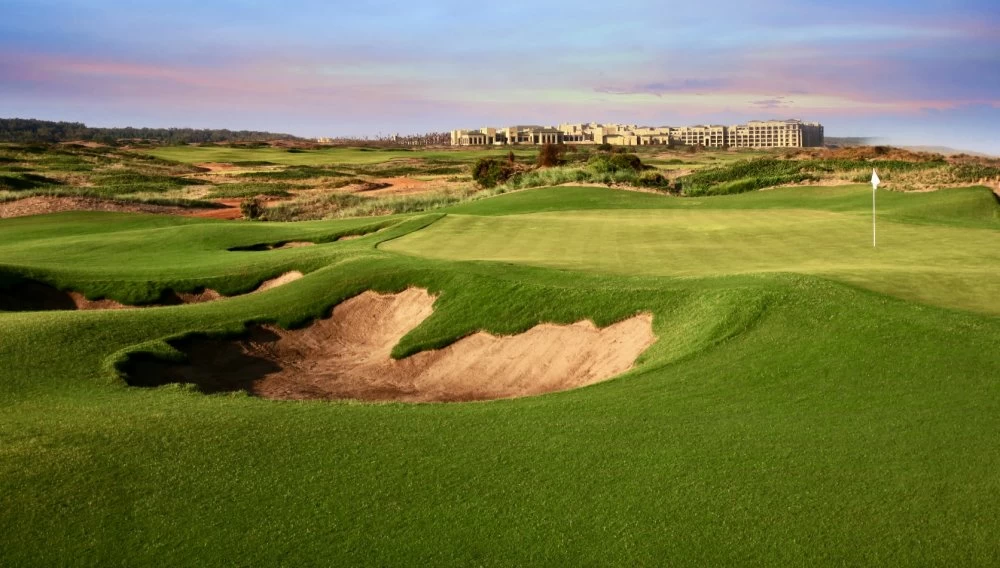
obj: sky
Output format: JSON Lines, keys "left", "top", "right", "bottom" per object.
{"left": 1, "top": 0, "right": 998, "bottom": 153}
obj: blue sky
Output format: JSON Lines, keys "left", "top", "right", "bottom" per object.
{"left": 1, "top": 0, "right": 997, "bottom": 152}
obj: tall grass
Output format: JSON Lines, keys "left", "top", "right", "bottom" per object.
{"left": 679, "top": 157, "right": 950, "bottom": 196}
{"left": 0, "top": 187, "right": 219, "bottom": 208}
{"left": 205, "top": 182, "right": 296, "bottom": 198}
{"left": 263, "top": 190, "right": 477, "bottom": 221}
{"left": 90, "top": 170, "right": 203, "bottom": 194}
{"left": 235, "top": 165, "right": 348, "bottom": 180}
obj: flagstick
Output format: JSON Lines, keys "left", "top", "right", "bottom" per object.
{"left": 872, "top": 185, "right": 876, "bottom": 248}
{"left": 870, "top": 168, "right": 879, "bottom": 248}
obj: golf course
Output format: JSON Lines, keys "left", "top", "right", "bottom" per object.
{"left": 1, "top": 182, "right": 998, "bottom": 565}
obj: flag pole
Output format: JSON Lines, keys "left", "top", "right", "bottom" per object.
{"left": 871, "top": 168, "right": 880, "bottom": 248}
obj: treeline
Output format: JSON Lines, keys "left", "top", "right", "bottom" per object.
{"left": 317, "top": 132, "right": 451, "bottom": 146}
{"left": 0, "top": 118, "right": 301, "bottom": 144}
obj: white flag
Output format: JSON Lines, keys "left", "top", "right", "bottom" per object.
{"left": 871, "top": 169, "right": 880, "bottom": 190}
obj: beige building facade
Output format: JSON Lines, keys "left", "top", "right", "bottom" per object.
{"left": 451, "top": 119, "right": 823, "bottom": 148}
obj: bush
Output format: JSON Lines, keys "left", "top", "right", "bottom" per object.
{"left": 537, "top": 143, "right": 564, "bottom": 168}
{"left": 637, "top": 171, "right": 671, "bottom": 190}
{"left": 587, "top": 153, "right": 643, "bottom": 174}
{"left": 596, "top": 143, "right": 612, "bottom": 152}
{"left": 240, "top": 197, "right": 265, "bottom": 220}
{"left": 471, "top": 158, "right": 515, "bottom": 188}
{"left": 950, "top": 163, "right": 1000, "bottom": 182}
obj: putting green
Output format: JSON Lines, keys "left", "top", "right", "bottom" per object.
{"left": 384, "top": 194, "right": 1000, "bottom": 315}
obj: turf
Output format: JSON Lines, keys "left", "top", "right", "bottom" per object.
{"left": 386, "top": 185, "right": 1000, "bottom": 314}
{"left": 1, "top": 184, "right": 999, "bottom": 566}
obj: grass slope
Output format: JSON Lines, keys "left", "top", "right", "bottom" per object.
{"left": 1, "top": 185, "right": 998, "bottom": 566}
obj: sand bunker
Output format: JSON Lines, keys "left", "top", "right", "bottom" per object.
{"left": 123, "top": 288, "right": 656, "bottom": 402}
{"left": 254, "top": 271, "right": 303, "bottom": 292}
{"left": 0, "top": 280, "right": 130, "bottom": 311}
{"left": 0, "top": 272, "right": 303, "bottom": 312}
{"left": 229, "top": 241, "right": 315, "bottom": 251}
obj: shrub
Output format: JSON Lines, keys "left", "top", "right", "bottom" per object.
{"left": 596, "top": 143, "right": 613, "bottom": 152}
{"left": 471, "top": 158, "right": 515, "bottom": 188}
{"left": 950, "top": 163, "right": 1000, "bottom": 182}
{"left": 637, "top": 171, "right": 670, "bottom": 190}
{"left": 240, "top": 197, "right": 265, "bottom": 220}
{"left": 537, "top": 143, "right": 564, "bottom": 168}
{"left": 587, "top": 153, "right": 643, "bottom": 174}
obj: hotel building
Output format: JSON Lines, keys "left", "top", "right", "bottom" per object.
{"left": 450, "top": 119, "right": 823, "bottom": 148}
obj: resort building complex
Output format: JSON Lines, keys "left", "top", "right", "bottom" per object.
{"left": 450, "top": 119, "right": 824, "bottom": 148}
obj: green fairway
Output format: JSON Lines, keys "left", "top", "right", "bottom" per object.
{"left": 2, "top": 184, "right": 999, "bottom": 566}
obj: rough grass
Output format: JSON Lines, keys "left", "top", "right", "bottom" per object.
{"left": 204, "top": 182, "right": 295, "bottom": 198}
{"left": 676, "top": 153, "right": 1000, "bottom": 195}
{"left": 234, "top": 165, "right": 348, "bottom": 180}
{"left": 0, "top": 144, "right": 214, "bottom": 203}
{"left": 0, "top": 172, "right": 63, "bottom": 191}
{"left": 90, "top": 170, "right": 203, "bottom": 194}
{"left": 146, "top": 145, "right": 542, "bottom": 166}
{"left": 262, "top": 191, "right": 475, "bottom": 221}
{"left": 1, "top": 186, "right": 999, "bottom": 565}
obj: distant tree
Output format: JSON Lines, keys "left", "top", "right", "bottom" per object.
{"left": 0, "top": 118, "right": 301, "bottom": 144}
{"left": 537, "top": 143, "right": 564, "bottom": 167}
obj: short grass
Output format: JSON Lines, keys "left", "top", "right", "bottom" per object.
{"left": 1, "top": 184, "right": 999, "bottom": 566}
{"left": 386, "top": 185, "right": 1000, "bottom": 314}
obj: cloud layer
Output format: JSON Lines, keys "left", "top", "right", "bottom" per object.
{"left": 1, "top": 0, "right": 997, "bottom": 151}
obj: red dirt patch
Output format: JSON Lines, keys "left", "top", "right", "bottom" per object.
{"left": 186, "top": 198, "right": 243, "bottom": 219}
{"left": 123, "top": 288, "right": 657, "bottom": 402}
